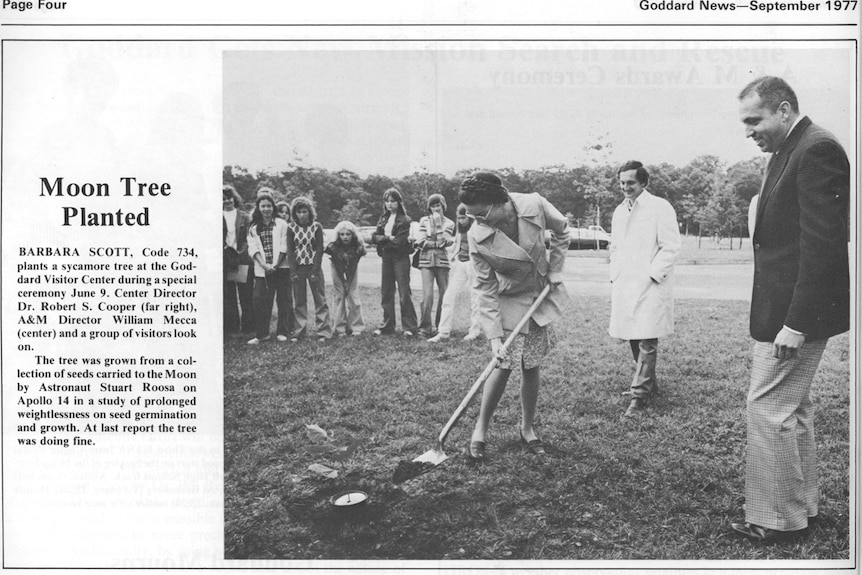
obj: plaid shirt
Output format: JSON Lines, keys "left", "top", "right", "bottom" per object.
{"left": 258, "top": 220, "right": 275, "bottom": 264}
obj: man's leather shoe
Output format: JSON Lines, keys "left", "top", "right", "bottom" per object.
{"left": 623, "top": 397, "right": 648, "bottom": 417}
{"left": 730, "top": 522, "right": 806, "bottom": 543}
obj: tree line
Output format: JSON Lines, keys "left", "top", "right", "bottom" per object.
{"left": 224, "top": 154, "right": 765, "bottom": 239}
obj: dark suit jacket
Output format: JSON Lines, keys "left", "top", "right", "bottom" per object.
{"left": 750, "top": 116, "right": 850, "bottom": 342}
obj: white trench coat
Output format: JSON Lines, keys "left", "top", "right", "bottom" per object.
{"left": 608, "top": 190, "right": 681, "bottom": 340}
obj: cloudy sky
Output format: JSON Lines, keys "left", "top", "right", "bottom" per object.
{"left": 224, "top": 43, "right": 854, "bottom": 177}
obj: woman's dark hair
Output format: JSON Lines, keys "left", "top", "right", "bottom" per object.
{"left": 458, "top": 172, "right": 510, "bottom": 206}
{"left": 381, "top": 187, "right": 406, "bottom": 216}
{"left": 251, "top": 192, "right": 276, "bottom": 232}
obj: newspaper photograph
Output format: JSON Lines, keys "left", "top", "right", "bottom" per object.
{"left": 0, "top": 2, "right": 857, "bottom": 573}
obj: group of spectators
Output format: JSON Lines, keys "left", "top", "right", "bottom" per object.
{"left": 222, "top": 185, "right": 482, "bottom": 346}
{"left": 224, "top": 76, "right": 849, "bottom": 546}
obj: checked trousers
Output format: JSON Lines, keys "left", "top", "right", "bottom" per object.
{"left": 745, "top": 338, "right": 827, "bottom": 531}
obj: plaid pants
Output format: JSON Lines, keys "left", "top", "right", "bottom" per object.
{"left": 745, "top": 338, "right": 827, "bottom": 531}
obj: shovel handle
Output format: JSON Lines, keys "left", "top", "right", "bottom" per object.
{"left": 435, "top": 284, "right": 552, "bottom": 447}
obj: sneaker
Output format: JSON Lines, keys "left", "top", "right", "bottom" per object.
{"left": 246, "top": 338, "right": 260, "bottom": 345}
{"left": 317, "top": 337, "right": 328, "bottom": 343}
{"left": 428, "top": 333, "right": 450, "bottom": 343}
{"left": 403, "top": 330, "right": 414, "bottom": 337}
{"left": 373, "top": 329, "right": 383, "bottom": 336}
{"left": 290, "top": 337, "right": 299, "bottom": 343}
{"left": 463, "top": 332, "right": 480, "bottom": 341}
{"left": 276, "top": 335, "right": 288, "bottom": 342}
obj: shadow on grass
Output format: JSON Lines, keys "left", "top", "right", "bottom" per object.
{"left": 224, "top": 289, "right": 850, "bottom": 562}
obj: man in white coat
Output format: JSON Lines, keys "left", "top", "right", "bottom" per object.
{"left": 609, "top": 161, "right": 681, "bottom": 417}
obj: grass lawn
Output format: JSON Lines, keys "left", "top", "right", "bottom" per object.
{"left": 224, "top": 286, "right": 850, "bottom": 561}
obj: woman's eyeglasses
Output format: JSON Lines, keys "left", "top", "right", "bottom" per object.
{"left": 465, "top": 204, "right": 494, "bottom": 223}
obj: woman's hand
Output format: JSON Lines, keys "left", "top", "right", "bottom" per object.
{"left": 490, "top": 337, "right": 504, "bottom": 362}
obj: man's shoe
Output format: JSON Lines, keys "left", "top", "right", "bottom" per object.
{"left": 730, "top": 522, "right": 806, "bottom": 544}
{"left": 246, "top": 337, "right": 260, "bottom": 345}
{"left": 623, "top": 397, "right": 648, "bottom": 417}
{"left": 403, "top": 330, "right": 414, "bottom": 337}
{"left": 463, "top": 332, "right": 480, "bottom": 341}
{"left": 276, "top": 335, "right": 288, "bottom": 342}
{"left": 427, "top": 333, "right": 450, "bottom": 343}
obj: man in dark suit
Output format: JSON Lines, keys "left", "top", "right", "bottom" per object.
{"left": 731, "top": 77, "right": 850, "bottom": 542}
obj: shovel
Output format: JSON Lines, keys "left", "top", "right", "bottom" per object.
{"left": 393, "top": 284, "right": 551, "bottom": 482}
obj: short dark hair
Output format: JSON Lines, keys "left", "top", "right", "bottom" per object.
{"left": 617, "top": 161, "right": 649, "bottom": 186}
{"left": 738, "top": 76, "right": 799, "bottom": 114}
{"left": 458, "top": 172, "right": 509, "bottom": 206}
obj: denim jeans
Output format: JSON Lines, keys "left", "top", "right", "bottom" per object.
{"left": 331, "top": 263, "right": 365, "bottom": 335}
{"left": 275, "top": 268, "right": 294, "bottom": 337}
{"left": 419, "top": 266, "right": 449, "bottom": 335}
{"left": 252, "top": 273, "right": 279, "bottom": 339}
{"left": 292, "top": 265, "right": 333, "bottom": 339}
{"left": 379, "top": 255, "right": 417, "bottom": 333}
{"left": 224, "top": 266, "right": 254, "bottom": 334}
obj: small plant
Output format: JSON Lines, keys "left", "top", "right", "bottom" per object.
{"left": 304, "top": 424, "right": 363, "bottom": 479}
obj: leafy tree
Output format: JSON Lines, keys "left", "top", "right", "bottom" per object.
{"left": 334, "top": 199, "right": 371, "bottom": 226}
{"left": 699, "top": 170, "right": 743, "bottom": 248}
{"left": 576, "top": 134, "right": 618, "bottom": 230}
{"left": 223, "top": 165, "right": 259, "bottom": 205}
{"left": 727, "top": 157, "right": 765, "bottom": 237}
{"left": 223, "top": 151, "right": 764, "bottom": 234}
{"left": 675, "top": 155, "right": 726, "bottom": 237}
{"left": 646, "top": 162, "right": 683, "bottom": 204}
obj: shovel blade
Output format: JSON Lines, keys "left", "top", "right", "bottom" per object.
{"left": 413, "top": 449, "right": 447, "bottom": 466}
{"left": 392, "top": 449, "right": 448, "bottom": 483}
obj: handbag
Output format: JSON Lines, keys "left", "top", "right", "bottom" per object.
{"left": 224, "top": 245, "right": 240, "bottom": 271}
{"left": 411, "top": 247, "right": 421, "bottom": 269}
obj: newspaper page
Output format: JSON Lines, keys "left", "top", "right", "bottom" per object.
{"left": 0, "top": 1, "right": 858, "bottom": 573}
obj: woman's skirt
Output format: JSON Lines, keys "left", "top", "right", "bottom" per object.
{"left": 497, "top": 319, "right": 556, "bottom": 371}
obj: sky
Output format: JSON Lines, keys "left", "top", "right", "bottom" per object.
{"left": 223, "top": 44, "right": 854, "bottom": 178}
